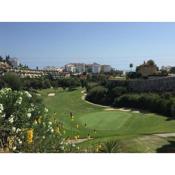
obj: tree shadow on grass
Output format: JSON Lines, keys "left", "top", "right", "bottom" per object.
{"left": 157, "top": 140, "right": 175, "bottom": 153}
{"left": 165, "top": 117, "right": 175, "bottom": 121}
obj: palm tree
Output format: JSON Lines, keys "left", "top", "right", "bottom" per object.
{"left": 129, "top": 63, "right": 133, "bottom": 71}
{"left": 99, "top": 140, "right": 121, "bottom": 153}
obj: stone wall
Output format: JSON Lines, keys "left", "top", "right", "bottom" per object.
{"left": 110, "top": 76, "right": 175, "bottom": 92}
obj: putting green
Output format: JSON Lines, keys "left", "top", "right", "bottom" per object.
{"left": 78, "top": 111, "right": 132, "bottom": 130}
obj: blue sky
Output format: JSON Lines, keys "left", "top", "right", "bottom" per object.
{"left": 0, "top": 22, "right": 175, "bottom": 70}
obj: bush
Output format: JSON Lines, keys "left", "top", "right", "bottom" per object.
{"left": 113, "top": 93, "right": 175, "bottom": 117}
{"left": 111, "top": 86, "right": 127, "bottom": 97}
{"left": 57, "top": 78, "right": 80, "bottom": 90}
{"left": 126, "top": 72, "right": 141, "bottom": 79}
{"left": 85, "top": 82, "right": 99, "bottom": 92}
{"left": 86, "top": 86, "right": 108, "bottom": 105}
{"left": 0, "top": 88, "right": 66, "bottom": 152}
{"left": 1, "top": 74, "right": 81, "bottom": 91}
{"left": 0, "top": 78, "right": 5, "bottom": 89}
{"left": 3, "top": 73, "right": 22, "bottom": 90}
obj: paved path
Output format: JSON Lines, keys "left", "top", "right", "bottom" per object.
{"left": 81, "top": 91, "right": 141, "bottom": 113}
{"left": 65, "top": 133, "right": 175, "bottom": 145}
{"left": 154, "top": 133, "right": 175, "bottom": 138}
{"left": 66, "top": 138, "right": 92, "bottom": 144}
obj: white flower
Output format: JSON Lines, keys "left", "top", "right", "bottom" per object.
{"left": 18, "top": 139, "right": 22, "bottom": 145}
{"left": 72, "top": 144, "right": 76, "bottom": 147}
{"left": 45, "top": 108, "right": 48, "bottom": 113}
{"left": 28, "top": 107, "right": 35, "bottom": 112}
{"left": 1, "top": 88, "right": 12, "bottom": 94}
{"left": 16, "top": 128, "right": 21, "bottom": 133}
{"left": 9, "top": 116, "right": 14, "bottom": 123}
{"left": 0, "top": 110, "right": 2, "bottom": 114}
{"left": 42, "top": 136, "right": 45, "bottom": 139}
{"left": 16, "top": 97, "right": 22, "bottom": 105}
{"left": 24, "top": 91, "right": 32, "bottom": 98}
{"left": 48, "top": 122, "right": 52, "bottom": 125}
{"left": 1, "top": 114, "right": 5, "bottom": 118}
{"left": 27, "top": 113, "right": 31, "bottom": 118}
{"left": 60, "top": 146, "right": 64, "bottom": 150}
{"left": 31, "top": 103, "right": 34, "bottom": 107}
{"left": 0, "top": 104, "right": 3, "bottom": 111}
{"left": 12, "top": 146, "right": 16, "bottom": 151}
{"left": 12, "top": 127, "right": 16, "bottom": 133}
{"left": 51, "top": 129, "right": 54, "bottom": 133}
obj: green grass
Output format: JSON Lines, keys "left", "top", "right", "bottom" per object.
{"left": 79, "top": 111, "right": 175, "bottom": 135}
{"left": 38, "top": 88, "right": 175, "bottom": 152}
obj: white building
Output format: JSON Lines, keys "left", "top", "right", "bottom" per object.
{"left": 92, "top": 63, "right": 101, "bottom": 74}
{"left": 75, "top": 63, "right": 85, "bottom": 73}
{"left": 65, "top": 64, "right": 76, "bottom": 73}
{"left": 65, "top": 63, "right": 85, "bottom": 73}
{"left": 85, "top": 64, "right": 93, "bottom": 73}
{"left": 161, "top": 66, "right": 172, "bottom": 72}
{"left": 43, "top": 66, "right": 63, "bottom": 72}
{"left": 101, "top": 65, "right": 112, "bottom": 73}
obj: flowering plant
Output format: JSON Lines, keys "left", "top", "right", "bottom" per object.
{"left": 0, "top": 88, "right": 65, "bottom": 153}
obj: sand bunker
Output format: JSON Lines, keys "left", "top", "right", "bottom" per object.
{"left": 48, "top": 93, "right": 55, "bottom": 97}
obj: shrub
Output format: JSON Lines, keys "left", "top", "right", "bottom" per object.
{"left": 113, "top": 93, "right": 175, "bottom": 117}
{"left": 111, "top": 86, "right": 127, "bottom": 98}
{"left": 3, "top": 72, "right": 22, "bottom": 90}
{"left": 0, "top": 88, "right": 66, "bottom": 153}
{"left": 85, "top": 82, "right": 99, "bottom": 92}
{"left": 126, "top": 72, "right": 141, "bottom": 79}
{"left": 86, "top": 86, "right": 108, "bottom": 105}
{"left": 99, "top": 140, "right": 121, "bottom": 153}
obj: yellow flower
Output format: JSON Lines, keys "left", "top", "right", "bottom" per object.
{"left": 38, "top": 117, "right": 42, "bottom": 124}
{"left": 74, "top": 136, "right": 78, "bottom": 140}
{"left": 98, "top": 144, "right": 102, "bottom": 149}
{"left": 55, "top": 127, "right": 60, "bottom": 134}
{"left": 4, "top": 147, "right": 9, "bottom": 152}
{"left": 34, "top": 120, "right": 37, "bottom": 125}
{"left": 27, "top": 129, "right": 33, "bottom": 144}
{"left": 7, "top": 136, "right": 14, "bottom": 149}
{"left": 95, "top": 148, "right": 99, "bottom": 152}
{"left": 77, "top": 135, "right": 80, "bottom": 139}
